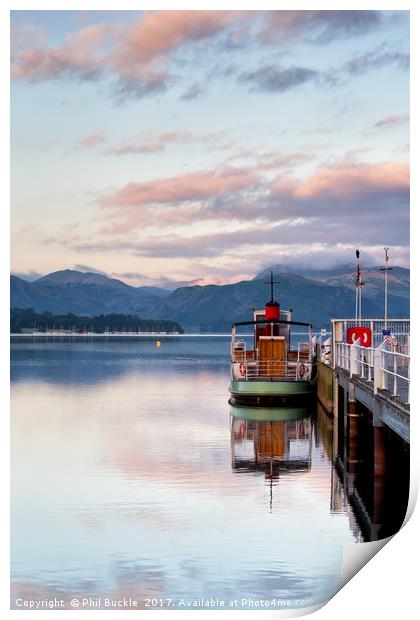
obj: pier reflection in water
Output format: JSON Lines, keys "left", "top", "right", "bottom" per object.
{"left": 10, "top": 340, "right": 409, "bottom": 609}
{"left": 332, "top": 396, "right": 409, "bottom": 542}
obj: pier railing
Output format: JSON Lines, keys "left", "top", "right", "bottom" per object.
{"left": 378, "top": 345, "right": 410, "bottom": 404}
{"left": 335, "top": 340, "right": 374, "bottom": 381}
{"left": 353, "top": 341, "right": 375, "bottom": 381}
{"left": 331, "top": 318, "right": 410, "bottom": 349}
{"left": 333, "top": 338, "right": 410, "bottom": 405}
{"left": 335, "top": 342, "right": 351, "bottom": 372}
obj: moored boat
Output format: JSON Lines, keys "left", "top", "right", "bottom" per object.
{"left": 229, "top": 272, "right": 316, "bottom": 405}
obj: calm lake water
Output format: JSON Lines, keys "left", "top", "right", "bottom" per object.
{"left": 11, "top": 338, "right": 360, "bottom": 610}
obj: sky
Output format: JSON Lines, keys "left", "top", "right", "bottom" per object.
{"left": 10, "top": 9, "right": 410, "bottom": 288}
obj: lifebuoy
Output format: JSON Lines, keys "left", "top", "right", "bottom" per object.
{"left": 239, "top": 362, "right": 246, "bottom": 377}
{"left": 298, "top": 362, "right": 306, "bottom": 378}
{"left": 352, "top": 331, "right": 368, "bottom": 344}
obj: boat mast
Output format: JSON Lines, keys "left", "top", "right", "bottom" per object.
{"left": 269, "top": 270, "right": 274, "bottom": 302}
{"left": 380, "top": 247, "right": 392, "bottom": 328}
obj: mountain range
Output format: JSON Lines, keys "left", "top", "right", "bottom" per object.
{"left": 255, "top": 264, "right": 410, "bottom": 300}
{"left": 11, "top": 266, "right": 409, "bottom": 331}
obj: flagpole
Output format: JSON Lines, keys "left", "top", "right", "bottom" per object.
{"left": 355, "top": 250, "right": 360, "bottom": 323}
{"left": 380, "top": 247, "right": 392, "bottom": 328}
{"left": 360, "top": 254, "right": 363, "bottom": 323}
{"left": 355, "top": 283, "right": 358, "bottom": 322}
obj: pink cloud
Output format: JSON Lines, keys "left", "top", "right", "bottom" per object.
{"left": 374, "top": 114, "right": 409, "bottom": 128}
{"left": 103, "top": 142, "right": 163, "bottom": 156}
{"left": 96, "top": 160, "right": 409, "bottom": 235}
{"left": 102, "top": 129, "right": 225, "bottom": 156}
{"left": 255, "top": 151, "right": 314, "bottom": 170}
{"left": 11, "top": 23, "right": 46, "bottom": 54}
{"left": 69, "top": 23, "right": 107, "bottom": 48}
{"left": 100, "top": 166, "right": 259, "bottom": 207}
{"left": 79, "top": 132, "right": 106, "bottom": 148}
{"left": 100, "top": 204, "right": 203, "bottom": 234}
{"left": 11, "top": 12, "right": 236, "bottom": 88}
{"left": 226, "top": 150, "right": 314, "bottom": 171}
{"left": 108, "top": 11, "right": 236, "bottom": 81}
{"left": 11, "top": 24, "right": 107, "bottom": 82}
{"left": 102, "top": 130, "right": 193, "bottom": 155}
{"left": 53, "top": 159, "right": 409, "bottom": 260}
{"left": 271, "top": 161, "right": 409, "bottom": 205}
{"left": 10, "top": 11, "right": 394, "bottom": 101}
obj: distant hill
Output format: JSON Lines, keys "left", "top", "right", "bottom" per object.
{"left": 321, "top": 266, "right": 409, "bottom": 300}
{"left": 11, "top": 270, "right": 168, "bottom": 316}
{"left": 11, "top": 266, "right": 409, "bottom": 331}
{"left": 150, "top": 274, "right": 408, "bottom": 330}
{"left": 37, "top": 269, "right": 168, "bottom": 298}
{"left": 255, "top": 264, "right": 410, "bottom": 305}
{"left": 255, "top": 263, "right": 357, "bottom": 280}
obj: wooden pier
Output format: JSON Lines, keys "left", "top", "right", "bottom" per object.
{"left": 318, "top": 318, "right": 410, "bottom": 443}
{"left": 317, "top": 318, "right": 410, "bottom": 540}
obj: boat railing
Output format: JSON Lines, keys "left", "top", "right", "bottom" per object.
{"left": 297, "top": 342, "right": 311, "bottom": 362}
{"left": 231, "top": 357, "right": 313, "bottom": 381}
{"left": 230, "top": 323, "right": 314, "bottom": 382}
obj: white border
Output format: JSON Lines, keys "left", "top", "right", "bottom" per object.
{"left": 2, "top": 1, "right": 418, "bottom": 619}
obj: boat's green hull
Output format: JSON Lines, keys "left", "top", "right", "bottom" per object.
{"left": 230, "top": 404, "right": 311, "bottom": 421}
{"left": 230, "top": 379, "right": 312, "bottom": 396}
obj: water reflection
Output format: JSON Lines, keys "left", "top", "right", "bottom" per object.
{"left": 231, "top": 407, "right": 313, "bottom": 512}
{"left": 230, "top": 397, "right": 409, "bottom": 544}
{"left": 10, "top": 338, "right": 230, "bottom": 387}
{"left": 231, "top": 409, "right": 311, "bottom": 476}
{"left": 11, "top": 342, "right": 372, "bottom": 609}
{"left": 332, "top": 398, "right": 409, "bottom": 542}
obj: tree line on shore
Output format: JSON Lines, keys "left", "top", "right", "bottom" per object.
{"left": 10, "top": 308, "right": 183, "bottom": 334}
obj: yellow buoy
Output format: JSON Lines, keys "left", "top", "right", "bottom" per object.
{"left": 156, "top": 340, "right": 161, "bottom": 347}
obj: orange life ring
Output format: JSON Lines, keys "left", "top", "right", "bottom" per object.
{"left": 239, "top": 362, "right": 246, "bottom": 377}
{"left": 298, "top": 362, "right": 306, "bottom": 378}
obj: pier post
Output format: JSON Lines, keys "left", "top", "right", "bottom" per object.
{"left": 345, "top": 398, "right": 364, "bottom": 497}
{"left": 365, "top": 400, "right": 385, "bottom": 539}
{"left": 370, "top": 424, "right": 386, "bottom": 540}
{"left": 337, "top": 382, "right": 347, "bottom": 462}
{"left": 374, "top": 341, "right": 386, "bottom": 394}
{"left": 332, "top": 372, "right": 339, "bottom": 461}
{"left": 373, "top": 426, "right": 386, "bottom": 477}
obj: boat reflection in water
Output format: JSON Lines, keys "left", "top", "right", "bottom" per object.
{"left": 230, "top": 405, "right": 313, "bottom": 510}
{"left": 231, "top": 401, "right": 409, "bottom": 542}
